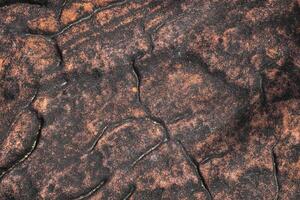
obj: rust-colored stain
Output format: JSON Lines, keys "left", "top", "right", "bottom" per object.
{"left": 0, "top": 0, "right": 299, "bottom": 199}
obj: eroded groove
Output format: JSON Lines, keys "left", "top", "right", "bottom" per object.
{"left": 271, "top": 141, "right": 279, "bottom": 200}
{"left": 0, "top": 0, "right": 48, "bottom": 7}
{"left": 176, "top": 140, "right": 213, "bottom": 200}
{"left": 50, "top": 0, "right": 130, "bottom": 38}
{"left": 122, "top": 184, "right": 136, "bottom": 200}
{"left": 0, "top": 88, "right": 44, "bottom": 181}
{"left": 72, "top": 178, "right": 108, "bottom": 200}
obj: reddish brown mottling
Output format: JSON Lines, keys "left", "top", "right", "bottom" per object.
{"left": 0, "top": 0, "right": 299, "bottom": 199}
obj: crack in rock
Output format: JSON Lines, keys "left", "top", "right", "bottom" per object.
{"left": 271, "top": 141, "right": 279, "bottom": 200}
{"left": 176, "top": 140, "right": 213, "bottom": 200}
{"left": 72, "top": 178, "right": 108, "bottom": 200}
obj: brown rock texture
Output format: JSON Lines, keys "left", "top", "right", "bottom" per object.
{"left": 0, "top": 0, "right": 299, "bottom": 199}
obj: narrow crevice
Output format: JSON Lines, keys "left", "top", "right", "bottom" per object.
{"left": 54, "top": 39, "right": 64, "bottom": 69}
{"left": 72, "top": 178, "right": 108, "bottom": 200}
{"left": 131, "top": 57, "right": 170, "bottom": 141}
{"left": 168, "top": 108, "right": 193, "bottom": 124}
{"left": 131, "top": 57, "right": 142, "bottom": 103}
{"left": 52, "top": 38, "right": 70, "bottom": 86}
{"left": 271, "top": 141, "right": 279, "bottom": 200}
{"left": 176, "top": 140, "right": 213, "bottom": 200}
{"left": 88, "top": 117, "right": 138, "bottom": 152}
{"left": 88, "top": 124, "right": 110, "bottom": 152}
{"left": 152, "top": 21, "right": 166, "bottom": 33}
{"left": 58, "top": 0, "right": 68, "bottom": 21}
{"left": 122, "top": 184, "right": 136, "bottom": 200}
{"left": 140, "top": 21, "right": 155, "bottom": 54}
{"left": 0, "top": 86, "right": 44, "bottom": 181}
{"left": 147, "top": 115, "right": 170, "bottom": 141}
{"left": 50, "top": 0, "right": 130, "bottom": 38}
{"left": 53, "top": 37, "right": 72, "bottom": 88}
{"left": 0, "top": 0, "right": 48, "bottom": 8}
{"left": 130, "top": 139, "right": 167, "bottom": 168}
{"left": 200, "top": 150, "right": 230, "bottom": 165}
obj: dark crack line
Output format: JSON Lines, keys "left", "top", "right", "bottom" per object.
{"left": 200, "top": 150, "right": 231, "bottom": 165}
{"left": 88, "top": 117, "right": 138, "bottom": 152}
{"left": 140, "top": 21, "right": 155, "bottom": 54}
{"left": 54, "top": 39, "right": 64, "bottom": 69}
{"left": 52, "top": 37, "right": 70, "bottom": 87}
{"left": 88, "top": 124, "right": 110, "bottom": 152}
{"left": 130, "top": 138, "right": 167, "bottom": 168}
{"left": 0, "top": 0, "right": 48, "bottom": 8}
{"left": 72, "top": 178, "right": 108, "bottom": 200}
{"left": 168, "top": 108, "right": 193, "bottom": 124}
{"left": 58, "top": 0, "right": 68, "bottom": 21}
{"left": 176, "top": 140, "right": 213, "bottom": 200}
{"left": 131, "top": 56, "right": 143, "bottom": 104}
{"left": 271, "top": 141, "right": 279, "bottom": 200}
{"left": 122, "top": 184, "right": 136, "bottom": 200}
{"left": 0, "top": 87, "right": 44, "bottom": 181}
{"left": 146, "top": 115, "right": 170, "bottom": 140}
{"left": 50, "top": 0, "right": 130, "bottom": 38}
{"left": 131, "top": 57, "right": 171, "bottom": 142}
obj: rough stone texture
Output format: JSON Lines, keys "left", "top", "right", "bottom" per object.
{"left": 0, "top": 0, "right": 299, "bottom": 200}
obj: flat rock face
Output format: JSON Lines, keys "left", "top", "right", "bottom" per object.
{"left": 0, "top": 0, "right": 299, "bottom": 200}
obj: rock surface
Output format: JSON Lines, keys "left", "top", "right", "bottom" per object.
{"left": 0, "top": 0, "right": 299, "bottom": 199}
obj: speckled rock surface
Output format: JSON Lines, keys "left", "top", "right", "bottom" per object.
{"left": 0, "top": 0, "right": 299, "bottom": 199}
